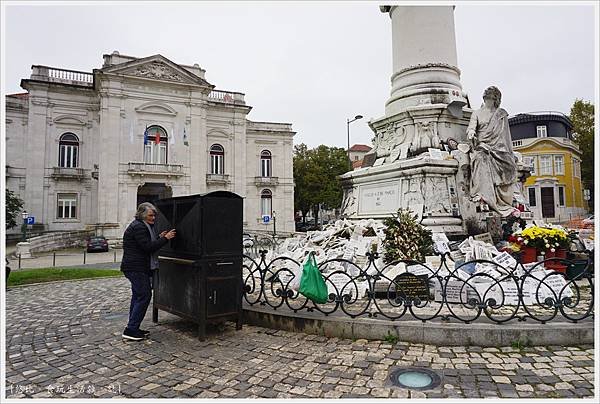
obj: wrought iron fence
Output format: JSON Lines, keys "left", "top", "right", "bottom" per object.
{"left": 242, "top": 251, "right": 594, "bottom": 324}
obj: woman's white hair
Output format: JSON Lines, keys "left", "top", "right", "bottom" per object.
{"left": 135, "top": 202, "right": 157, "bottom": 221}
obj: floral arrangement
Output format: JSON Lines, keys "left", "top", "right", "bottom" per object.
{"left": 383, "top": 209, "right": 433, "bottom": 263}
{"left": 510, "top": 224, "right": 570, "bottom": 253}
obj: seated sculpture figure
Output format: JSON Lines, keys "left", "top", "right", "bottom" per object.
{"left": 467, "top": 86, "right": 518, "bottom": 217}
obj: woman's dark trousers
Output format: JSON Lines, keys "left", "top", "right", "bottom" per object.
{"left": 124, "top": 271, "right": 152, "bottom": 331}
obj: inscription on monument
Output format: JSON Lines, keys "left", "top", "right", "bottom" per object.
{"left": 394, "top": 273, "right": 430, "bottom": 300}
{"left": 358, "top": 182, "right": 399, "bottom": 214}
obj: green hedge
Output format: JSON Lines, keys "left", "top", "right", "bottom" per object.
{"left": 7, "top": 268, "right": 122, "bottom": 287}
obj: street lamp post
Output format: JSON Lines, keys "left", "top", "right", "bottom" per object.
{"left": 21, "top": 211, "right": 29, "bottom": 242}
{"left": 346, "top": 115, "right": 364, "bottom": 161}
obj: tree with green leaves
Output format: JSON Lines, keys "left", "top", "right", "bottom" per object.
{"left": 293, "top": 143, "right": 350, "bottom": 225}
{"left": 6, "top": 189, "right": 24, "bottom": 230}
{"left": 569, "top": 99, "right": 594, "bottom": 211}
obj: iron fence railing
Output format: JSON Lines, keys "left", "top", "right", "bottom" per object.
{"left": 243, "top": 251, "right": 594, "bottom": 324}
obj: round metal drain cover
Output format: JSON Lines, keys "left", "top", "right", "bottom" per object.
{"left": 389, "top": 368, "right": 441, "bottom": 391}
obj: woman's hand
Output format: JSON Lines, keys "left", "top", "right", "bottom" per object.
{"left": 161, "top": 229, "right": 176, "bottom": 240}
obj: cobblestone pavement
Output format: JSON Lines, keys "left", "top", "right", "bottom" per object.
{"left": 4, "top": 278, "right": 596, "bottom": 399}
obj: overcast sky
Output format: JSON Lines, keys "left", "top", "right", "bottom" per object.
{"left": 2, "top": 1, "right": 597, "bottom": 149}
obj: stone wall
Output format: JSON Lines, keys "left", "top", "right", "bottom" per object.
{"left": 15, "top": 230, "right": 95, "bottom": 258}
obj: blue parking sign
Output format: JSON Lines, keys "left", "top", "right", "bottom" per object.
{"left": 262, "top": 215, "right": 270, "bottom": 224}
{"left": 26, "top": 217, "right": 35, "bottom": 225}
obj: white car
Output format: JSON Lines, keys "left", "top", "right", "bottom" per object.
{"left": 582, "top": 215, "right": 594, "bottom": 227}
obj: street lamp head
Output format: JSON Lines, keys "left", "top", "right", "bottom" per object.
{"left": 355, "top": 115, "right": 363, "bottom": 120}
{"left": 21, "top": 211, "right": 28, "bottom": 219}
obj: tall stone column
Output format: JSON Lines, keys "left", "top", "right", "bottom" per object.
{"left": 96, "top": 87, "right": 122, "bottom": 237}
{"left": 381, "top": 5, "right": 467, "bottom": 116}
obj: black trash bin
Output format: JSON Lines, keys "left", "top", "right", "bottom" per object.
{"left": 152, "top": 191, "right": 243, "bottom": 340}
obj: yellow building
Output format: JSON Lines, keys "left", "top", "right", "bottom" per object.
{"left": 509, "top": 112, "right": 586, "bottom": 222}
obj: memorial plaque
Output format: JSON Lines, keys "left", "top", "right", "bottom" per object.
{"left": 434, "top": 280, "right": 468, "bottom": 303}
{"left": 358, "top": 181, "right": 400, "bottom": 214}
{"left": 394, "top": 273, "right": 430, "bottom": 300}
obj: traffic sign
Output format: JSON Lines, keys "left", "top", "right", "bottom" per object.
{"left": 26, "top": 217, "right": 35, "bottom": 225}
{"left": 262, "top": 215, "right": 270, "bottom": 224}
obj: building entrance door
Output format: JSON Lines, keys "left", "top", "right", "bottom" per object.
{"left": 540, "top": 187, "right": 555, "bottom": 218}
{"left": 137, "top": 183, "right": 172, "bottom": 207}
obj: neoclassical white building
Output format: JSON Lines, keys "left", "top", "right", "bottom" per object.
{"left": 5, "top": 51, "right": 296, "bottom": 238}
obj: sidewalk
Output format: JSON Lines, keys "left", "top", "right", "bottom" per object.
{"left": 5, "top": 246, "right": 123, "bottom": 271}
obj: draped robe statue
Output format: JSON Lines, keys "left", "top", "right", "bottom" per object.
{"left": 467, "top": 86, "right": 518, "bottom": 217}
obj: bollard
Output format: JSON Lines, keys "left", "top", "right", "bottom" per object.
{"left": 114, "top": 250, "right": 117, "bottom": 262}
{"left": 53, "top": 252, "right": 56, "bottom": 267}
{"left": 18, "top": 254, "right": 21, "bottom": 269}
{"left": 83, "top": 250, "right": 86, "bottom": 265}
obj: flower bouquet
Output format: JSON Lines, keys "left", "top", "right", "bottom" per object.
{"left": 510, "top": 224, "right": 570, "bottom": 265}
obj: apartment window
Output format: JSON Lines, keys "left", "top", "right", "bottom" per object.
{"left": 539, "top": 155, "right": 553, "bottom": 175}
{"left": 210, "top": 144, "right": 224, "bottom": 174}
{"left": 572, "top": 157, "right": 581, "bottom": 177}
{"left": 536, "top": 125, "right": 547, "bottom": 138}
{"left": 58, "top": 133, "right": 79, "bottom": 168}
{"left": 558, "top": 186, "right": 565, "bottom": 207}
{"left": 354, "top": 156, "right": 359, "bottom": 161}
{"left": 260, "top": 150, "right": 272, "bottom": 177}
{"left": 553, "top": 155, "right": 564, "bottom": 175}
{"left": 260, "top": 189, "right": 272, "bottom": 217}
{"left": 57, "top": 193, "right": 77, "bottom": 219}
{"left": 528, "top": 187, "right": 536, "bottom": 207}
{"left": 143, "top": 126, "right": 168, "bottom": 164}
{"left": 523, "top": 156, "right": 537, "bottom": 175}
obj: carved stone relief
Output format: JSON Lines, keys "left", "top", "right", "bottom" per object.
{"left": 411, "top": 120, "right": 440, "bottom": 154}
{"left": 341, "top": 188, "right": 357, "bottom": 217}
{"left": 124, "top": 62, "right": 189, "bottom": 83}
{"left": 423, "top": 177, "right": 451, "bottom": 215}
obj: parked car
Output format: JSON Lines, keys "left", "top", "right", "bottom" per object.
{"left": 87, "top": 236, "right": 109, "bottom": 253}
{"left": 582, "top": 215, "right": 594, "bottom": 227}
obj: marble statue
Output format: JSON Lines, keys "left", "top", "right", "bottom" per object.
{"left": 467, "top": 86, "right": 518, "bottom": 217}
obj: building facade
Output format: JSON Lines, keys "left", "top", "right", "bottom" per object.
{"left": 509, "top": 112, "right": 586, "bottom": 221}
{"left": 349, "top": 144, "right": 372, "bottom": 170}
{"left": 5, "top": 52, "right": 296, "bottom": 238}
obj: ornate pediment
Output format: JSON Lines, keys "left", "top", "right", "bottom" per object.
{"left": 100, "top": 55, "right": 213, "bottom": 88}
{"left": 122, "top": 61, "right": 190, "bottom": 83}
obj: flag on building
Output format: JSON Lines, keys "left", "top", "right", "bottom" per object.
{"left": 183, "top": 127, "right": 189, "bottom": 146}
{"left": 143, "top": 126, "right": 149, "bottom": 145}
{"left": 154, "top": 129, "right": 161, "bottom": 144}
{"left": 170, "top": 124, "right": 176, "bottom": 145}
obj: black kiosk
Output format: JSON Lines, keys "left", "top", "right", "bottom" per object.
{"left": 151, "top": 191, "right": 243, "bottom": 340}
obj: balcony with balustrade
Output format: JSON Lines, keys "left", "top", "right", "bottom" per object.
{"left": 127, "top": 162, "right": 184, "bottom": 178}
{"left": 206, "top": 174, "right": 230, "bottom": 185}
{"left": 51, "top": 167, "right": 88, "bottom": 181}
{"left": 254, "top": 176, "right": 279, "bottom": 187}
{"left": 30, "top": 66, "right": 94, "bottom": 87}
{"left": 208, "top": 90, "right": 245, "bottom": 105}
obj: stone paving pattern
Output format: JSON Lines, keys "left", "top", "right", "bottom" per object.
{"left": 4, "top": 277, "right": 595, "bottom": 399}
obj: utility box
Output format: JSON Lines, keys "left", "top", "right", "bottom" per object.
{"left": 152, "top": 191, "right": 243, "bottom": 340}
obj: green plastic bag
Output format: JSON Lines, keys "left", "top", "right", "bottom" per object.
{"left": 299, "top": 252, "right": 329, "bottom": 304}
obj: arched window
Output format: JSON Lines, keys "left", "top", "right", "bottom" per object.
{"left": 260, "top": 189, "right": 272, "bottom": 217}
{"left": 260, "top": 150, "right": 272, "bottom": 177}
{"left": 58, "top": 133, "right": 79, "bottom": 168}
{"left": 144, "top": 126, "right": 168, "bottom": 164}
{"left": 210, "top": 144, "right": 224, "bottom": 174}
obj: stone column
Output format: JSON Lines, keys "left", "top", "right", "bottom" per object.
{"left": 381, "top": 5, "right": 467, "bottom": 116}
{"left": 25, "top": 89, "right": 49, "bottom": 226}
{"left": 96, "top": 86, "right": 122, "bottom": 237}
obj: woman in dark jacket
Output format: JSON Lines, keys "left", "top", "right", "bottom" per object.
{"left": 121, "top": 202, "right": 175, "bottom": 341}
